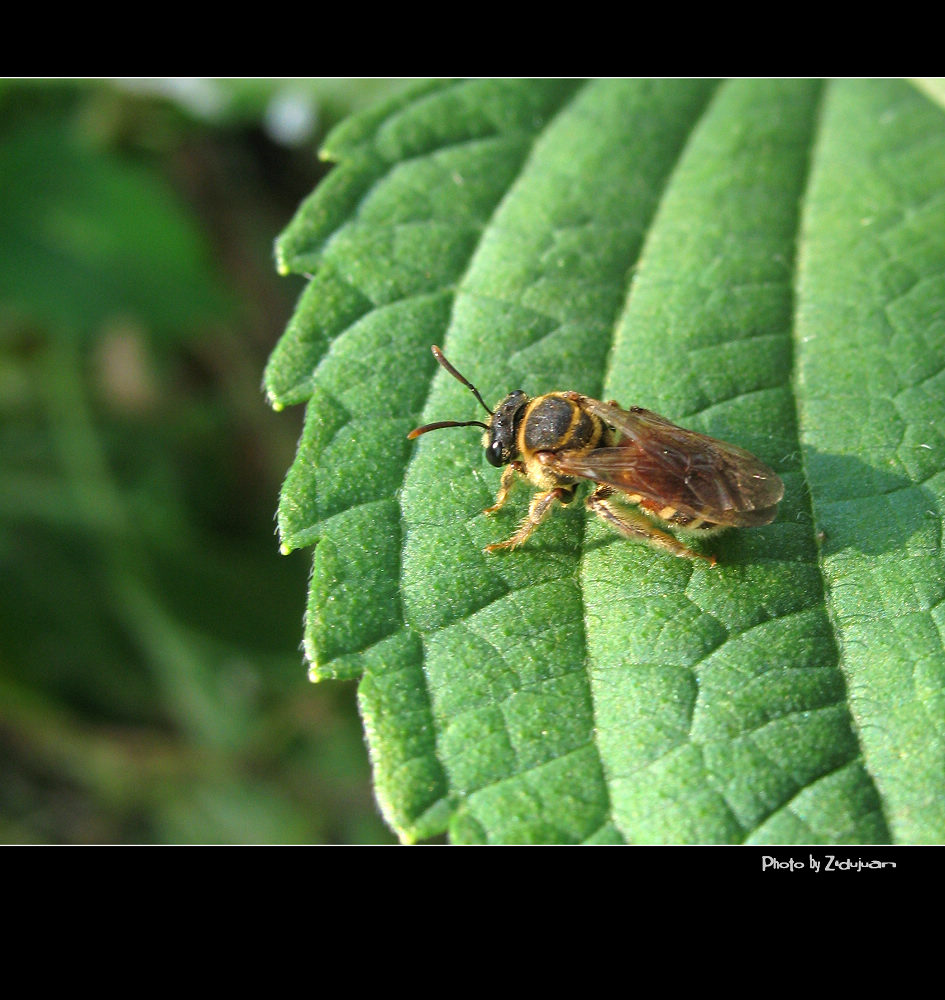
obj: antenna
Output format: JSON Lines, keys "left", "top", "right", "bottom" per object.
{"left": 407, "top": 346, "right": 493, "bottom": 440}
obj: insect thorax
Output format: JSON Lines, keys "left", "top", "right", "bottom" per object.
{"left": 521, "top": 394, "right": 602, "bottom": 453}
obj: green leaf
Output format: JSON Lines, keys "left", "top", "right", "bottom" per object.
{"left": 266, "top": 79, "right": 945, "bottom": 844}
{"left": 0, "top": 114, "right": 230, "bottom": 338}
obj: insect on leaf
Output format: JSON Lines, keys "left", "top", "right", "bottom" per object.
{"left": 266, "top": 79, "right": 945, "bottom": 845}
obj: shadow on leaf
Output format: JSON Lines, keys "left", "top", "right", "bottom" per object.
{"left": 803, "top": 447, "right": 936, "bottom": 558}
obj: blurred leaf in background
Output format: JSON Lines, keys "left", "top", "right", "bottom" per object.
{"left": 0, "top": 78, "right": 408, "bottom": 843}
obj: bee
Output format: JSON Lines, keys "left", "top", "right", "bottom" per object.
{"left": 407, "top": 346, "right": 784, "bottom": 565}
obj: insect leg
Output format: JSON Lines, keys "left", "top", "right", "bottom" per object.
{"left": 586, "top": 486, "right": 716, "bottom": 566}
{"left": 483, "top": 464, "right": 518, "bottom": 515}
{"left": 485, "top": 486, "right": 571, "bottom": 552}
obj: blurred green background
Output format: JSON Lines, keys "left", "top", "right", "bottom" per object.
{"left": 0, "top": 78, "right": 411, "bottom": 843}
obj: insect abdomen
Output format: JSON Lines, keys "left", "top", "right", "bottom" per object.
{"left": 636, "top": 499, "right": 715, "bottom": 531}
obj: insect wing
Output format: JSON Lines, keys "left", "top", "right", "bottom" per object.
{"left": 553, "top": 398, "right": 784, "bottom": 526}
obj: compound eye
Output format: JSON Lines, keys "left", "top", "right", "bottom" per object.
{"left": 485, "top": 439, "right": 504, "bottom": 467}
